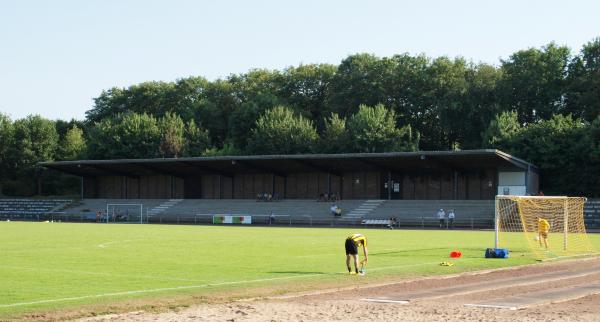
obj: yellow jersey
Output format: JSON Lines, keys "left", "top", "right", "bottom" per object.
{"left": 538, "top": 218, "right": 550, "bottom": 233}
{"left": 347, "top": 233, "right": 367, "bottom": 247}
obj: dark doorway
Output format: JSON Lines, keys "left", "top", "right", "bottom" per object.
{"left": 380, "top": 172, "right": 402, "bottom": 200}
{"left": 184, "top": 177, "right": 202, "bottom": 198}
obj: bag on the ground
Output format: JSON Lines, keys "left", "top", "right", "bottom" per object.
{"left": 485, "top": 248, "right": 509, "bottom": 258}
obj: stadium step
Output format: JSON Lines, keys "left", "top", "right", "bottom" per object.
{"left": 345, "top": 200, "right": 386, "bottom": 218}
{"left": 147, "top": 199, "right": 183, "bottom": 216}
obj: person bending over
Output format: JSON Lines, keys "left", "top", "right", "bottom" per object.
{"left": 345, "top": 233, "right": 368, "bottom": 275}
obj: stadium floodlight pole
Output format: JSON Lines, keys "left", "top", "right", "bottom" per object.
{"left": 494, "top": 196, "right": 499, "bottom": 249}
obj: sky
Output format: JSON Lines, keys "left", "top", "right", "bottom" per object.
{"left": 0, "top": 0, "right": 599, "bottom": 121}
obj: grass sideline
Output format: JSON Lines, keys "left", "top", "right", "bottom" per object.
{"left": 1, "top": 221, "right": 599, "bottom": 319}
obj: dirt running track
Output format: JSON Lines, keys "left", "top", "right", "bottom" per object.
{"left": 79, "top": 257, "right": 600, "bottom": 322}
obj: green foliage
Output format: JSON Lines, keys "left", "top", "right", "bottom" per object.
{"left": 483, "top": 111, "right": 522, "bottom": 149}
{"left": 2, "top": 115, "right": 58, "bottom": 195}
{"left": 498, "top": 43, "right": 570, "bottom": 124}
{"left": 202, "top": 142, "right": 240, "bottom": 157}
{"left": 246, "top": 106, "right": 318, "bottom": 154}
{"left": 346, "top": 104, "right": 418, "bottom": 152}
{"left": 11, "top": 115, "right": 58, "bottom": 169}
{"left": 158, "top": 112, "right": 185, "bottom": 158}
{"left": 461, "top": 64, "right": 502, "bottom": 148}
{"left": 183, "top": 120, "right": 211, "bottom": 157}
{"left": 59, "top": 125, "right": 87, "bottom": 161}
{"left": 4, "top": 38, "right": 600, "bottom": 196}
{"left": 279, "top": 64, "right": 337, "bottom": 128}
{"left": 87, "top": 113, "right": 161, "bottom": 159}
{"left": 0, "top": 114, "right": 14, "bottom": 195}
{"left": 566, "top": 38, "right": 600, "bottom": 122}
{"left": 0, "top": 113, "right": 13, "bottom": 171}
{"left": 492, "top": 115, "right": 594, "bottom": 195}
{"left": 316, "top": 113, "right": 348, "bottom": 153}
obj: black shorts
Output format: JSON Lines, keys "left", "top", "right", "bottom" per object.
{"left": 540, "top": 232, "right": 548, "bottom": 239}
{"left": 345, "top": 238, "right": 358, "bottom": 255}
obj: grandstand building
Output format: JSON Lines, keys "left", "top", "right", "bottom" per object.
{"left": 41, "top": 150, "right": 538, "bottom": 200}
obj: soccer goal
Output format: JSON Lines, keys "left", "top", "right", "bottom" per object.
{"left": 106, "top": 203, "right": 144, "bottom": 224}
{"left": 494, "top": 195, "right": 594, "bottom": 259}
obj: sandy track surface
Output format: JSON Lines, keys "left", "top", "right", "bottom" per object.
{"left": 79, "top": 257, "right": 600, "bottom": 322}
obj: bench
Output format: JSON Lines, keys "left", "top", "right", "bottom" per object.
{"left": 361, "top": 219, "right": 392, "bottom": 227}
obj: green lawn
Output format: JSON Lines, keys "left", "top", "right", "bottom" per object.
{"left": 1, "top": 221, "right": 599, "bottom": 319}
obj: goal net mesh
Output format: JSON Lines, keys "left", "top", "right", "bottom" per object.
{"left": 495, "top": 196, "right": 594, "bottom": 259}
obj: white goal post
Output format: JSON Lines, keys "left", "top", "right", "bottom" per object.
{"left": 106, "top": 203, "right": 144, "bottom": 224}
{"left": 494, "top": 195, "right": 593, "bottom": 259}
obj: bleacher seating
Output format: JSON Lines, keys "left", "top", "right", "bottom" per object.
{"left": 584, "top": 200, "right": 600, "bottom": 229}
{"left": 0, "top": 199, "right": 72, "bottom": 215}
{"left": 367, "top": 200, "right": 495, "bottom": 228}
{"left": 56, "top": 198, "right": 494, "bottom": 228}
{"left": 3, "top": 197, "right": 591, "bottom": 230}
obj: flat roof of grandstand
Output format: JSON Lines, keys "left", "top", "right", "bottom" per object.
{"left": 40, "top": 149, "right": 536, "bottom": 177}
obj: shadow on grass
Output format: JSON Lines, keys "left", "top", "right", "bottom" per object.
{"left": 371, "top": 247, "right": 448, "bottom": 256}
{"left": 267, "top": 271, "right": 328, "bottom": 275}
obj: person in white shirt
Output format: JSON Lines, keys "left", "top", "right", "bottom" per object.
{"left": 448, "top": 209, "right": 455, "bottom": 229}
{"left": 331, "top": 204, "right": 341, "bottom": 216}
{"left": 437, "top": 208, "right": 446, "bottom": 228}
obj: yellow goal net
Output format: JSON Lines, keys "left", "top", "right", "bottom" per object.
{"left": 495, "top": 195, "right": 594, "bottom": 260}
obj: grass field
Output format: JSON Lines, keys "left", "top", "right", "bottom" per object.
{"left": 1, "top": 221, "right": 599, "bottom": 319}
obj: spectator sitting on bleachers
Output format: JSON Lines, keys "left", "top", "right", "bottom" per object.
{"left": 331, "top": 204, "right": 342, "bottom": 217}
{"left": 257, "top": 193, "right": 274, "bottom": 202}
{"left": 388, "top": 217, "right": 397, "bottom": 229}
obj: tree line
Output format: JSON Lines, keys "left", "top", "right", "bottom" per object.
{"left": 1, "top": 38, "right": 599, "bottom": 196}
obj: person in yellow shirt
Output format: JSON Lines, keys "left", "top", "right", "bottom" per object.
{"left": 538, "top": 218, "right": 550, "bottom": 249}
{"left": 345, "top": 233, "right": 368, "bottom": 275}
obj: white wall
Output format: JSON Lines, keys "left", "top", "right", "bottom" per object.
{"left": 498, "top": 171, "right": 527, "bottom": 196}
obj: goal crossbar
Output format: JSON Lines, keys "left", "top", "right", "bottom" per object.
{"left": 494, "top": 195, "right": 593, "bottom": 260}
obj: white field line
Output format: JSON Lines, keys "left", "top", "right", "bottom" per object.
{"left": 296, "top": 248, "right": 445, "bottom": 258}
{"left": 362, "top": 298, "right": 409, "bottom": 304}
{"left": 97, "top": 240, "right": 131, "bottom": 248}
{"left": 0, "top": 274, "right": 323, "bottom": 308}
{"left": 464, "top": 303, "right": 518, "bottom": 310}
{"left": 1, "top": 260, "right": 450, "bottom": 308}
{"left": 0, "top": 265, "right": 209, "bottom": 283}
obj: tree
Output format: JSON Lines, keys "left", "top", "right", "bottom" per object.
{"left": 246, "top": 106, "right": 318, "bottom": 154}
{"left": 461, "top": 63, "right": 502, "bottom": 149}
{"left": 59, "top": 125, "right": 87, "bottom": 161}
{"left": 316, "top": 113, "right": 348, "bottom": 154}
{"left": 183, "top": 120, "right": 211, "bottom": 157}
{"left": 346, "top": 104, "right": 418, "bottom": 153}
{"left": 11, "top": 115, "right": 58, "bottom": 168}
{"left": 482, "top": 111, "right": 522, "bottom": 149}
{"left": 566, "top": 38, "right": 600, "bottom": 122}
{"left": 507, "top": 115, "right": 588, "bottom": 195}
{"left": 0, "top": 113, "right": 14, "bottom": 195}
{"left": 87, "top": 113, "right": 160, "bottom": 159}
{"left": 158, "top": 112, "right": 185, "bottom": 158}
{"left": 86, "top": 82, "right": 179, "bottom": 123}
{"left": 498, "top": 43, "right": 570, "bottom": 124}
{"left": 278, "top": 64, "right": 336, "bottom": 128}
{"left": 327, "top": 54, "right": 393, "bottom": 117}
{"left": 423, "top": 56, "right": 470, "bottom": 150}
{"left": 8, "top": 115, "right": 58, "bottom": 195}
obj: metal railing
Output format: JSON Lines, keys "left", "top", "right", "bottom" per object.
{"left": 0, "top": 211, "right": 494, "bottom": 229}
